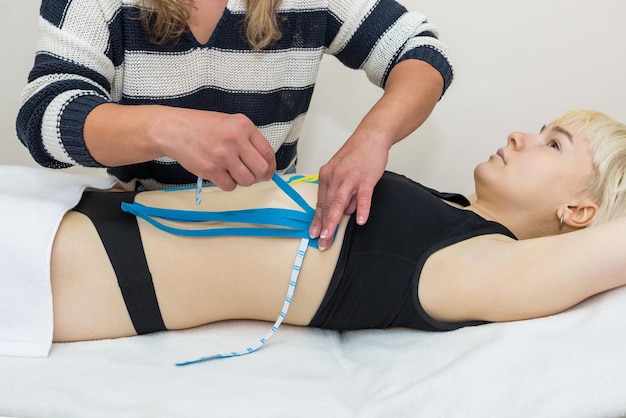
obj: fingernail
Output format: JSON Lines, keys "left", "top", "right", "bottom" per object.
{"left": 318, "top": 243, "right": 327, "bottom": 251}
{"left": 309, "top": 226, "right": 320, "bottom": 239}
{"left": 320, "top": 229, "right": 329, "bottom": 239}
{"left": 357, "top": 216, "right": 365, "bottom": 225}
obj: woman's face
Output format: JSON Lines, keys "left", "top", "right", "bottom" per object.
{"left": 474, "top": 121, "right": 595, "bottom": 214}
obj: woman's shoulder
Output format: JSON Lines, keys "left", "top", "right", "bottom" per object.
{"left": 41, "top": 0, "right": 136, "bottom": 24}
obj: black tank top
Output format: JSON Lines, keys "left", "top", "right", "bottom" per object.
{"left": 309, "top": 171, "right": 517, "bottom": 331}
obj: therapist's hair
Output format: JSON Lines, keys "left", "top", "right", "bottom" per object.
{"left": 552, "top": 109, "right": 626, "bottom": 225}
{"left": 139, "top": 0, "right": 282, "bottom": 49}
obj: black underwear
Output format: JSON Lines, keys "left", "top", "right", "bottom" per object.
{"left": 308, "top": 171, "right": 508, "bottom": 332}
{"left": 73, "top": 191, "right": 166, "bottom": 335}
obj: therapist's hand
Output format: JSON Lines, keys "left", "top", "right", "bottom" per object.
{"left": 161, "top": 110, "right": 277, "bottom": 191}
{"left": 84, "top": 105, "right": 277, "bottom": 191}
{"left": 309, "top": 137, "right": 388, "bottom": 250}
{"left": 307, "top": 60, "right": 444, "bottom": 250}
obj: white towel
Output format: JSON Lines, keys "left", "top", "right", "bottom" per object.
{"left": 0, "top": 166, "right": 114, "bottom": 357}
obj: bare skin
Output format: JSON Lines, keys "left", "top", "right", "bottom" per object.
{"left": 50, "top": 181, "right": 347, "bottom": 342}
{"left": 187, "top": 0, "right": 228, "bottom": 45}
{"left": 50, "top": 121, "right": 626, "bottom": 343}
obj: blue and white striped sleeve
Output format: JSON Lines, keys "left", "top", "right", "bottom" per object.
{"left": 325, "top": 0, "right": 453, "bottom": 93}
{"left": 16, "top": 0, "right": 118, "bottom": 169}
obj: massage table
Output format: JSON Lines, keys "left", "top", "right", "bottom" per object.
{"left": 1, "top": 166, "right": 625, "bottom": 417}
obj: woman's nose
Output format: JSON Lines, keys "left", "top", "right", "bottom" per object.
{"left": 507, "top": 132, "right": 529, "bottom": 150}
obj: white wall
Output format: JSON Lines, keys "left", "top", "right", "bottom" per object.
{"left": 3, "top": 1, "right": 626, "bottom": 194}
{"left": 2, "top": 2, "right": 40, "bottom": 167}
{"left": 300, "top": 0, "right": 626, "bottom": 194}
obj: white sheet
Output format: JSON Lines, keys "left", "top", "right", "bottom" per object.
{"left": 0, "top": 166, "right": 114, "bottom": 357}
{"left": 1, "top": 288, "right": 626, "bottom": 417}
{"left": 1, "top": 166, "right": 625, "bottom": 417}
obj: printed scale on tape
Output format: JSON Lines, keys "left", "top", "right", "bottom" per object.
{"left": 121, "top": 174, "right": 319, "bottom": 365}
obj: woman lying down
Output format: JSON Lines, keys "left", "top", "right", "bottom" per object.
{"left": 10, "top": 109, "right": 626, "bottom": 362}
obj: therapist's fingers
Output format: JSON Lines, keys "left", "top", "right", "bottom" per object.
{"left": 354, "top": 186, "right": 373, "bottom": 226}
{"left": 248, "top": 131, "right": 277, "bottom": 181}
{"left": 311, "top": 179, "right": 359, "bottom": 250}
{"left": 310, "top": 140, "right": 386, "bottom": 249}
{"left": 310, "top": 200, "right": 344, "bottom": 251}
{"left": 223, "top": 131, "right": 276, "bottom": 187}
{"left": 316, "top": 182, "right": 374, "bottom": 250}
{"left": 309, "top": 175, "right": 337, "bottom": 246}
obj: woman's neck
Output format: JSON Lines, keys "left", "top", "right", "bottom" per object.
{"left": 463, "top": 194, "right": 553, "bottom": 240}
{"left": 187, "top": 0, "right": 229, "bottom": 44}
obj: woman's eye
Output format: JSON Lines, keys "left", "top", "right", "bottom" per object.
{"left": 549, "top": 140, "right": 560, "bottom": 150}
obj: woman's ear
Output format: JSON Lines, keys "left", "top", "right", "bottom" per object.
{"left": 562, "top": 201, "right": 598, "bottom": 229}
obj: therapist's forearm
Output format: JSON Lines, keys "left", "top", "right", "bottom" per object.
{"left": 83, "top": 103, "right": 172, "bottom": 167}
{"left": 349, "top": 59, "right": 444, "bottom": 149}
{"left": 311, "top": 60, "right": 445, "bottom": 250}
{"left": 83, "top": 103, "right": 277, "bottom": 188}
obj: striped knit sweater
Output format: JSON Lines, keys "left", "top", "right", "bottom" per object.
{"left": 17, "top": 0, "right": 453, "bottom": 189}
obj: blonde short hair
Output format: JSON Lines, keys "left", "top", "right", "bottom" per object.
{"left": 550, "top": 110, "right": 626, "bottom": 225}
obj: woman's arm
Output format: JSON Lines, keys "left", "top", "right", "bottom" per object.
{"left": 17, "top": 0, "right": 275, "bottom": 189}
{"left": 419, "top": 217, "right": 626, "bottom": 324}
{"left": 16, "top": 0, "right": 114, "bottom": 169}
{"left": 84, "top": 104, "right": 276, "bottom": 190}
{"left": 311, "top": 60, "right": 444, "bottom": 250}
{"left": 311, "top": 0, "right": 451, "bottom": 249}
